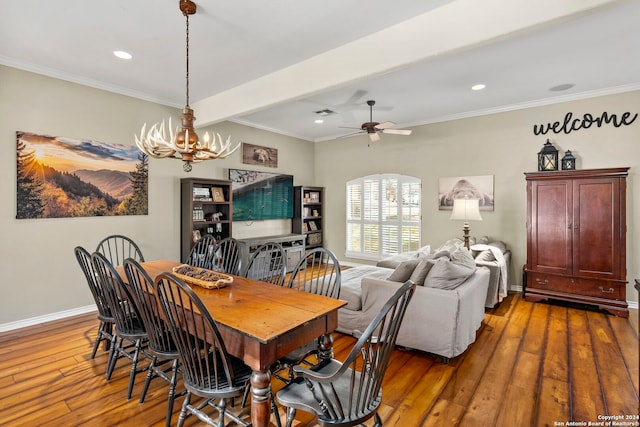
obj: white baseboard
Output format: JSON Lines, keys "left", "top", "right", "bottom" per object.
{"left": 0, "top": 304, "right": 97, "bottom": 333}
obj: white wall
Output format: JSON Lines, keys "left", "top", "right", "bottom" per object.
{"left": 0, "top": 66, "right": 314, "bottom": 325}
{"left": 315, "top": 90, "right": 640, "bottom": 302}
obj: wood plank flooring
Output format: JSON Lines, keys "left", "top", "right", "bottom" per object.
{"left": 0, "top": 293, "right": 637, "bottom": 426}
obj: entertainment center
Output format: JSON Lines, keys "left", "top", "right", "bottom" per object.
{"left": 180, "top": 176, "right": 324, "bottom": 272}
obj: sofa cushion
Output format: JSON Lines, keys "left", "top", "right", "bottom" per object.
{"left": 408, "top": 258, "right": 435, "bottom": 285}
{"left": 376, "top": 252, "right": 418, "bottom": 269}
{"left": 339, "top": 265, "right": 394, "bottom": 311}
{"left": 387, "top": 259, "right": 421, "bottom": 282}
{"left": 424, "top": 246, "right": 476, "bottom": 290}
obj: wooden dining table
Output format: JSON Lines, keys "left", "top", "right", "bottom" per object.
{"left": 135, "top": 260, "right": 346, "bottom": 427}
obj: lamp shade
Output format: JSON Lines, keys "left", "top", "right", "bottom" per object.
{"left": 450, "top": 198, "right": 482, "bottom": 221}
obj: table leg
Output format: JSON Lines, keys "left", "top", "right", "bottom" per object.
{"left": 317, "top": 332, "right": 334, "bottom": 361}
{"left": 250, "top": 369, "right": 271, "bottom": 427}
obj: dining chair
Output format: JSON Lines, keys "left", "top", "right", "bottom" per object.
{"left": 241, "top": 242, "right": 287, "bottom": 286}
{"left": 92, "top": 251, "right": 148, "bottom": 400}
{"left": 74, "top": 246, "right": 114, "bottom": 359}
{"left": 123, "top": 258, "right": 182, "bottom": 427}
{"left": 276, "top": 281, "right": 416, "bottom": 427}
{"left": 155, "top": 272, "right": 252, "bottom": 427}
{"left": 272, "top": 247, "right": 342, "bottom": 383}
{"left": 185, "top": 234, "right": 217, "bottom": 269}
{"left": 96, "top": 234, "right": 145, "bottom": 266}
{"left": 212, "top": 236, "right": 241, "bottom": 275}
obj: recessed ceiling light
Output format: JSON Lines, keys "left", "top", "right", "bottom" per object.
{"left": 549, "top": 83, "right": 575, "bottom": 92}
{"left": 113, "top": 50, "right": 133, "bottom": 60}
{"left": 314, "top": 119, "right": 324, "bottom": 124}
{"left": 471, "top": 84, "right": 486, "bottom": 91}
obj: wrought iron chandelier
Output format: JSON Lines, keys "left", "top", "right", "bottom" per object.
{"left": 135, "top": 0, "right": 239, "bottom": 172}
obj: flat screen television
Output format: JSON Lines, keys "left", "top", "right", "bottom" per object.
{"left": 229, "top": 169, "right": 294, "bottom": 221}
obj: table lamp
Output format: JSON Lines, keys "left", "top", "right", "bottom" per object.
{"left": 450, "top": 197, "right": 482, "bottom": 250}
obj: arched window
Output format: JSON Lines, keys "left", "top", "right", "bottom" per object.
{"left": 346, "top": 174, "right": 421, "bottom": 260}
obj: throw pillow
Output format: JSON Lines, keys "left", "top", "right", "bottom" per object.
{"left": 450, "top": 245, "right": 476, "bottom": 269}
{"left": 471, "top": 241, "right": 507, "bottom": 262}
{"left": 474, "top": 249, "right": 496, "bottom": 262}
{"left": 408, "top": 258, "right": 435, "bottom": 285}
{"left": 387, "top": 259, "right": 421, "bottom": 282}
{"left": 424, "top": 248, "right": 476, "bottom": 290}
{"left": 417, "top": 245, "right": 431, "bottom": 257}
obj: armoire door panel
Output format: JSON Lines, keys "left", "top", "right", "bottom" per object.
{"left": 530, "top": 180, "right": 572, "bottom": 274}
{"left": 573, "top": 178, "right": 621, "bottom": 278}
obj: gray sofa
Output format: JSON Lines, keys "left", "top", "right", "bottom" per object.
{"left": 377, "top": 239, "right": 511, "bottom": 308}
{"left": 337, "top": 249, "right": 491, "bottom": 359}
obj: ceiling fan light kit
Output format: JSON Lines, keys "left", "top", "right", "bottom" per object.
{"left": 135, "top": 0, "right": 240, "bottom": 172}
{"left": 339, "top": 100, "right": 412, "bottom": 144}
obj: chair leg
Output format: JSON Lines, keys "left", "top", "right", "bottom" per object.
{"left": 106, "top": 336, "right": 120, "bottom": 380}
{"left": 165, "top": 359, "right": 179, "bottom": 427}
{"left": 126, "top": 338, "right": 143, "bottom": 400}
{"left": 373, "top": 412, "right": 383, "bottom": 427}
{"left": 177, "top": 392, "right": 191, "bottom": 427}
{"left": 284, "top": 406, "right": 296, "bottom": 427}
{"left": 272, "top": 398, "right": 282, "bottom": 427}
{"left": 91, "top": 321, "right": 105, "bottom": 359}
{"left": 139, "top": 355, "right": 157, "bottom": 403}
{"left": 217, "top": 398, "right": 226, "bottom": 427}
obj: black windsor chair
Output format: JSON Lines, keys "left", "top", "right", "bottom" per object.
{"left": 123, "top": 258, "right": 183, "bottom": 427}
{"left": 272, "top": 247, "right": 342, "bottom": 383}
{"left": 211, "top": 236, "right": 241, "bottom": 275}
{"left": 185, "top": 234, "right": 217, "bottom": 269}
{"left": 92, "top": 251, "right": 148, "bottom": 400}
{"left": 241, "top": 242, "right": 287, "bottom": 286}
{"left": 74, "top": 246, "right": 114, "bottom": 359}
{"left": 155, "top": 272, "right": 252, "bottom": 427}
{"left": 96, "top": 234, "right": 145, "bottom": 266}
{"left": 276, "top": 281, "right": 416, "bottom": 427}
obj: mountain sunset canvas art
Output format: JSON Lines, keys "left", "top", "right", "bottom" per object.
{"left": 16, "top": 131, "right": 148, "bottom": 219}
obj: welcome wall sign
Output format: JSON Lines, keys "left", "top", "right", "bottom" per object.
{"left": 533, "top": 111, "right": 637, "bottom": 135}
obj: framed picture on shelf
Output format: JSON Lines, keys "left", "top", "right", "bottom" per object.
{"left": 309, "top": 191, "right": 320, "bottom": 203}
{"left": 309, "top": 221, "right": 318, "bottom": 231}
{"left": 302, "top": 222, "right": 308, "bottom": 232}
{"left": 211, "top": 187, "right": 225, "bottom": 202}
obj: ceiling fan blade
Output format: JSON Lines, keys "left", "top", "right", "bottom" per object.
{"left": 375, "top": 121, "right": 396, "bottom": 130}
{"left": 382, "top": 128, "right": 412, "bottom": 135}
{"left": 369, "top": 132, "right": 381, "bottom": 142}
{"left": 338, "top": 126, "right": 363, "bottom": 130}
{"left": 340, "top": 89, "right": 368, "bottom": 106}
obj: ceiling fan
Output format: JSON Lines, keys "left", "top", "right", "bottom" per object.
{"left": 339, "top": 100, "right": 412, "bottom": 143}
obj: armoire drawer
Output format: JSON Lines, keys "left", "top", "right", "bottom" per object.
{"left": 527, "top": 272, "right": 623, "bottom": 300}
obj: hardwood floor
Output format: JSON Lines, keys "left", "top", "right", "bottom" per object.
{"left": 0, "top": 293, "right": 637, "bottom": 426}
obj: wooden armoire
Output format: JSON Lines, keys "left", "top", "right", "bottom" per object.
{"left": 524, "top": 167, "right": 629, "bottom": 317}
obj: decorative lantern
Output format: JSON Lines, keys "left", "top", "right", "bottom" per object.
{"left": 561, "top": 150, "right": 576, "bottom": 170}
{"left": 537, "top": 139, "right": 559, "bottom": 171}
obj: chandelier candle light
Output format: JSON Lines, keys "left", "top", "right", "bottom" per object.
{"left": 450, "top": 196, "right": 483, "bottom": 250}
{"left": 135, "top": 0, "right": 240, "bottom": 172}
